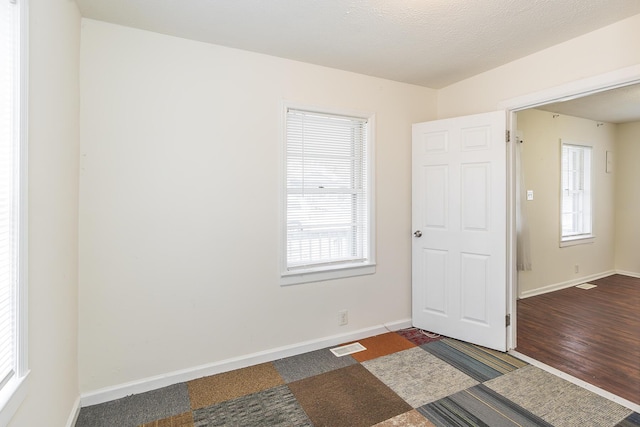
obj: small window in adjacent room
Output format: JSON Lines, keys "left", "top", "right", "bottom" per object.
{"left": 281, "top": 105, "right": 375, "bottom": 285}
{"left": 0, "top": 0, "right": 29, "bottom": 422}
{"left": 560, "top": 141, "right": 593, "bottom": 246}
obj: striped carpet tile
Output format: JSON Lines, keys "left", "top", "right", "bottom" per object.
{"left": 418, "top": 384, "right": 553, "bottom": 427}
{"left": 617, "top": 412, "right": 640, "bottom": 426}
{"left": 421, "top": 338, "right": 526, "bottom": 382}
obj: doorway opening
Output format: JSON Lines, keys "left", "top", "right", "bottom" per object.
{"left": 503, "top": 64, "right": 640, "bottom": 411}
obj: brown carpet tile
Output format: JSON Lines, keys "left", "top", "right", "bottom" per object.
{"left": 372, "top": 409, "right": 436, "bottom": 427}
{"left": 288, "top": 364, "right": 412, "bottom": 427}
{"left": 186, "top": 362, "right": 284, "bottom": 409}
{"left": 139, "top": 412, "right": 194, "bottom": 427}
{"left": 349, "top": 332, "right": 416, "bottom": 362}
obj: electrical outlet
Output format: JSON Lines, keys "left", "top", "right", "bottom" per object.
{"left": 338, "top": 310, "right": 348, "bottom": 326}
{"left": 574, "top": 264, "right": 579, "bottom": 273}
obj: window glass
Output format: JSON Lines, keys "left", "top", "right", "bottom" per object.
{"left": 283, "top": 107, "right": 374, "bottom": 283}
{"left": 561, "top": 142, "right": 592, "bottom": 241}
{"left": 0, "top": 0, "right": 28, "bottom": 418}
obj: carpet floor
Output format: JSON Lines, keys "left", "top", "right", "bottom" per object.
{"left": 75, "top": 329, "right": 640, "bottom": 427}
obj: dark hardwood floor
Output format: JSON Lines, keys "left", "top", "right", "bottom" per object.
{"left": 516, "top": 274, "right": 640, "bottom": 405}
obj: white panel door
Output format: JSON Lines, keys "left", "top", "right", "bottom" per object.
{"left": 412, "top": 111, "right": 507, "bottom": 351}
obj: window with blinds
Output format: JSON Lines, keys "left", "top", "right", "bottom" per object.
{"left": 561, "top": 142, "right": 593, "bottom": 242}
{"left": 283, "top": 107, "right": 374, "bottom": 283}
{"left": 0, "top": 0, "right": 25, "bottom": 405}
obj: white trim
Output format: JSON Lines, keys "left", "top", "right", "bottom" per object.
{"left": 559, "top": 236, "right": 594, "bottom": 247}
{"left": 506, "top": 113, "right": 517, "bottom": 351}
{"left": 16, "top": 0, "right": 29, "bottom": 384}
{"left": 65, "top": 396, "right": 81, "bottom": 427}
{"left": 0, "top": 372, "right": 29, "bottom": 426}
{"left": 616, "top": 270, "right": 640, "bottom": 279}
{"left": 518, "top": 270, "right": 615, "bottom": 299}
{"left": 499, "top": 64, "right": 640, "bottom": 112}
{"left": 80, "top": 318, "right": 412, "bottom": 407}
{"left": 281, "top": 263, "right": 375, "bottom": 286}
{"left": 510, "top": 350, "right": 640, "bottom": 413}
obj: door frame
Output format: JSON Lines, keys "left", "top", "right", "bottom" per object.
{"left": 499, "top": 64, "right": 640, "bottom": 351}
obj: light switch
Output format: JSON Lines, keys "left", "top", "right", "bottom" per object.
{"left": 526, "top": 190, "right": 534, "bottom": 201}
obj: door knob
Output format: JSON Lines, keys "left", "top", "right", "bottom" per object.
{"left": 414, "top": 230, "right": 422, "bottom": 237}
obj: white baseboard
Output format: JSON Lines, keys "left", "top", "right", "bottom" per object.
{"left": 616, "top": 270, "right": 640, "bottom": 279}
{"left": 65, "top": 396, "right": 81, "bottom": 427}
{"left": 80, "top": 318, "right": 412, "bottom": 408}
{"left": 519, "top": 270, "right": 615, "bottom": 299}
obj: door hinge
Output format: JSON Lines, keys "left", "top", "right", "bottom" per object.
{"left": 505, "top": 314, "right": 511, "bottom": 327}
{"left": 506, "top": 130, "right": 511, "bottom": 143}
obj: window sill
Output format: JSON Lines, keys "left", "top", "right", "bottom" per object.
{"left": 281, "top": 263, "right": 376, "bottom": 286}
{"left": 0, "top": 372, "right": 30, "bottom": 426}
{"left": 560, "top": 236, "right": 595, "bottom": 247}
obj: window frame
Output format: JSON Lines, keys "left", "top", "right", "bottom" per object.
{"left": 0, "top": 0, "right": 30, "bottom": 423}
{"left": 280, "top": 103, "right": 376, "bottom": 286}
{"left": 559, "top": 140, "right": 594, "bottom": 247}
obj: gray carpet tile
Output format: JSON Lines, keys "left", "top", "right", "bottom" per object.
{"left": 75, "top": 383, "right": 191, "bottom": 427}
{"left": 273, "top": 346, "right": 357, "bottom": 382}
{"left": 362, "top": 347, "right": 479, "bottom": 408}
{"left": 192, "top": 384, "right": 312, "bottom": 427}
{"left": 485, "top": 365, "right": 633, "bottom": 427}
{"left": 418, "top": 384, "right": 553, "bottom": 427}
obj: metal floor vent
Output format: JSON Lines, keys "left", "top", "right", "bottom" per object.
{"left": 330, "top": 342, "right": 366, "bottom": 357}
{"left": 575, "top": 283, "right": 597, "bottom": 290}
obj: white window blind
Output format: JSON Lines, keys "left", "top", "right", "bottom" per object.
{"left": 0, "top": 0, "right": 20, "bottom": 393}
{"left": 561, "top": 142, "right": 592, "bottom": 240}
{"left": 284, "top": 108, "right": 371, "bottom": 273}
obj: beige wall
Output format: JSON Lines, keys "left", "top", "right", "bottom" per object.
{"left": 516, "top": 109, "right": 616, "bottom": 296}
{"left": 614, "top": 121, "right": 640, "bottom": 275}
{"left": 78, "top": 19, "right": 436, "bottom": 392}
{"left": 438, "top": 14, "right": 640, "bottom": 118}
{"left": 11, "top": 4, "right": 639, "bottom": 416}
{"left": 8, "top": 0, "right": 81, "bottom": 426}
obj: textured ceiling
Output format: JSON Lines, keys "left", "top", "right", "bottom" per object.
{"left": 74, "top": 0, "right": 640, "bottom": 89}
